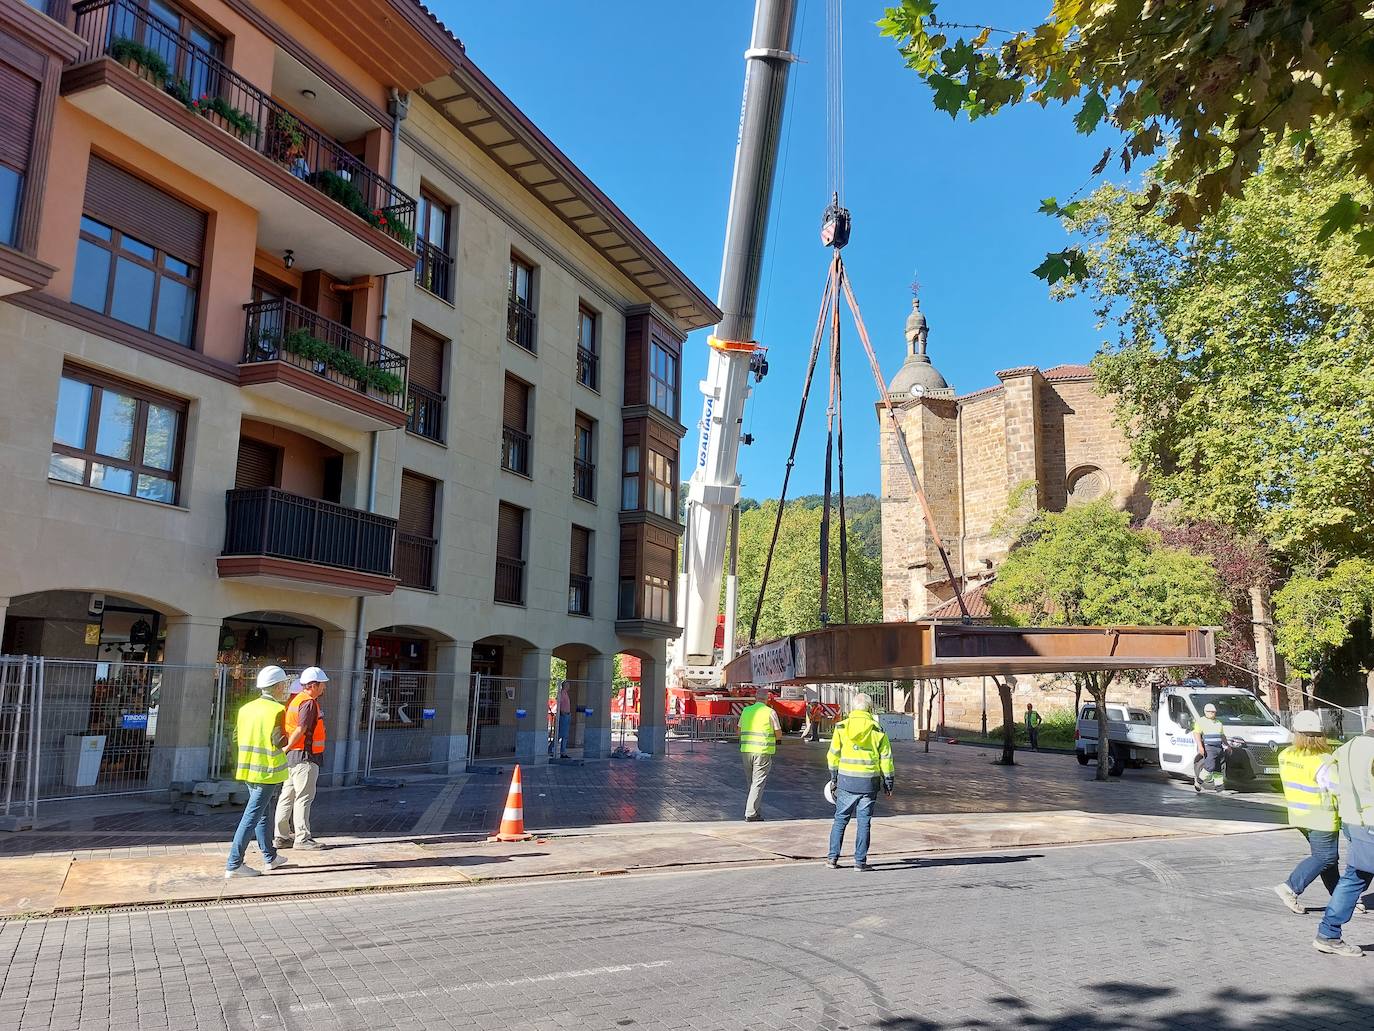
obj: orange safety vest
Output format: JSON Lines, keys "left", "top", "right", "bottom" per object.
{"left": 284, "top": 691, "right": 326, "bottom": 754}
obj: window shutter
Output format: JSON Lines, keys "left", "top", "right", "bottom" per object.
{"left": 234, "top": 438, "right": 280, "bottom": 490}
{"left": 570, "top": 526, "right": 590, "bottom": 576}
{"left": 398, "top": 471, "right": 436, "bottom": 537}
{"left": 408, "top": 324, "right": 446, "bottom": 393}
{"left": 644, "top": 541, "right": 673, "bottom": 579}
{"left": 84, "top": 156, "right": 206, "bottom": 263}
{"left": 496, "top": 503, "right": 524, "bottom": 559}
{"left": 0, "top": 60, "right": 38, "bottom": 174}
{"left": 503, "top": 376, "right": 528, "bottom": 430}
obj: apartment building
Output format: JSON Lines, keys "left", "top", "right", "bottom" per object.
{"left": 0, "top": 0, "right": 717, "bottom": 795}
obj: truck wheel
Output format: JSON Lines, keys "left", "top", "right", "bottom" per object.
{"left": 1076, "top": 752, "right": 1090, "bottom": 766}
{"left": 1108, "top": 747, "right": 1125, "bottom": 777}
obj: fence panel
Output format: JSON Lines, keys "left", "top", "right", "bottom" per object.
{"left": 363, "top": 669, "right": 449, "bottom": 775}
{"left": 0, "top": 657, "right": 39, "bottom": 825}
{"left": 468, "top": 674, "right": 531, "bottom": 763}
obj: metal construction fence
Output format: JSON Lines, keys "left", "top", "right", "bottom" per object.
{"left": 0, "top": 657, "right": 40, "bottom": 827}
{"left": 468, "top": 674, "right": 528, "bottom": 763}
{"left": 1276, "top": 704, "right": 1371, "bottom": 740}
{"left": 361, "top": 668, "right": 450, "bottom": 776}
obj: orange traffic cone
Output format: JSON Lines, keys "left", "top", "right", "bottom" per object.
{"left": 488, "top": 765, "right": 535, "bottom": 842}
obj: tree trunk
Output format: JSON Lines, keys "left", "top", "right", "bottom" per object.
{"left": 924, "top": 681, "right": 939, "bottom": 754}
{"left": 1250, "top": 584, "right": 1282, "bottom": 710}
{"left": 994, "top": 678, "right": 1015, "bottom": 765}
{"left": 1072, "top": 675, "right": 1083, "bottom": 719}
{"left": 1093, "top": 672, "right": 1113, "bottom": 781}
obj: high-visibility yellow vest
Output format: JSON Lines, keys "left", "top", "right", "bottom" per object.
{"left": 1279, "top": 747, "right": 1338, "bottom": 832}
{"left": 1194, "top": 716, "right": 1226, "bottom": 749}
{"left": 235, "top": 695, "right": 287, "bottom": 784}
{"left": 738, "top": 702, "right": 777, "bottom": 755}
{"left": 828, "top": 711, "right": 895, "bottom": 784}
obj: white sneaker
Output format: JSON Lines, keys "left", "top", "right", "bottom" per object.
{"left": 1273, "top": 884, "right": 1304, "bottom": 914}
{"left": 1313, "top": 937, "right": 1365, "bottom": 958}
{"left": 1357, "top": 902, "right": 1368, "bottom": 915}
{"left": 265, "top": 855, "right": 288, "bottom": 872}
{"left": 224, "top": 865, "right": 261, "bottom": 879}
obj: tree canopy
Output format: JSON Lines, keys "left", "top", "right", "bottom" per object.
{"left": 879, "top": 0, "right": 1374, "bottom": 278}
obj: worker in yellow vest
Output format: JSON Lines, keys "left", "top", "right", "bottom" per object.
{"left": 1193, "top": 702, "right": 1229, "bottom": 793}
{"left": 826, "top": 695, "right": 895, "bottom": 871}
{"left": 738, "top": 686, "right": 782, "bottom": 821}
{"left": 1273, "top": 710, "right": 1341, "bottom": 914}
{"left": 225, "top": 665, "right": 290, "bottom": 879}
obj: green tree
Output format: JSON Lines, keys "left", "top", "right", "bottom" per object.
{"left": 987, "top": 501, "right": 1228, "bottom": 778}
{"left": 735, "top": 501, "right": 883, "bottom": 643}
{"left": 1274, "top": 558, "right": 1374, "bottom": 680}
{"left": 879, "top": 1, "right": 1374, "bottom": 276}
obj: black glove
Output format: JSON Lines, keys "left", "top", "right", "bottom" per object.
{"left": 882, "top": 776, "right": 894, "bottom": 795}
{"left": 829, "top": 773, "right": 839, "bottom": 789}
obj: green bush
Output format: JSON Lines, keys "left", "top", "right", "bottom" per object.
{"left": 110, "top": 38, "right": 170, "bottom": 83}
{"left": 278, "top": 328, "right": 403, "bottom": 396}
{"left": 988, "top": 707, "right": 1078, "bottom": 749}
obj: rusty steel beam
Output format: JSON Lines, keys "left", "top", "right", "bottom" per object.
{"left": 723, "top": 622, "right": 1215, "bottom": 686}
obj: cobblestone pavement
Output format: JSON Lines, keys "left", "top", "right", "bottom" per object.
{"left": 1, "top": 830, "right": 1371, "bottom": 1030}
{"left": 0, "top": 740, "right": 1285, "bottom": 860}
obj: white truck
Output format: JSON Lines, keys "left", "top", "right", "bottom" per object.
{"left": 1075, "top": 680, "right": 1293, "bottom": 785}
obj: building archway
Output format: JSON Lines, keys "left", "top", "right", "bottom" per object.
{"left": 468, "top": 634, "right": 541, "bottom": 762}
{"left": 549, "top": 643, "right": 609, "bottom": 760}
{"left": 360, "top": 625, "right": 461, "bottom": 774}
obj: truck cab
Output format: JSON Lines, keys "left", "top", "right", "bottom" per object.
{"left": 1155, "top": 681, "right": 1292, "bottom": 786}
{"left": 1076, "top": 702, "right": 1157, "bottom": 776}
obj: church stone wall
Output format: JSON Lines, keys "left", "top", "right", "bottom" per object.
{"left": 956, "top": 391, "right": 1010, "bottom": 570}
{"left": 924, "top": 673, "right": 1155, "bottom": 736}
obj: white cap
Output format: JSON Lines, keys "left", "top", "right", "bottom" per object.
{"left": 1291, "top": 710, "right": 1323, "bottom": 734}
{"left": 255, "top": 665, "right": 288, "bottom": 692}
{"left": 299, "top": 666, "right": 329, "bottom": 686}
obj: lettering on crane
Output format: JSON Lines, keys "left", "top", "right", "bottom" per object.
{"left": 697, "top": 395, "right": 715, "bottom": 470}
{"left": 749, "top": 638, "right": 795, "bottom": 685}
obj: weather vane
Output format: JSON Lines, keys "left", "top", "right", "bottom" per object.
{"left": 909, "top": 273, "right": 921, "bottom": 301}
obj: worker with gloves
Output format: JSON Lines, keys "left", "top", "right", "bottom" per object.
{"left": 1273, "top": 710, "right": 1342, "bottom": 914}
{"left": 826, "top": 695, "right": 894, "bottom": 871}
{"left": 1193, "top": 702, "right": 1228, "bottom": 793}
{"left": 1311, "top": 715, "right": 1374, "bottom": 957}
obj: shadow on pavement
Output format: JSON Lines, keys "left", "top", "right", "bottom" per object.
{"left": 886, "top": 853, "right": 1043, "bottom": 870}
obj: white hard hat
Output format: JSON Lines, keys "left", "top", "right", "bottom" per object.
{"left": 1203, "top": 703, "right": 1217, "bottom": 714}
{"left": 824, "top": 781, "right": 836, "bottom": 805}
{"left": 299, "top": 666, "right": 330, "bottom": 686}
{"left": 1292, "top": 710, "right": 1323, "bottom": 734}
{"left": 255, "top": 665, "right": 288, "bottom": 692}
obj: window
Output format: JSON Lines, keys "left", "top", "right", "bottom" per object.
{"left": 415, "top": 191, "right": 453, "bottom": 301}
{"left": 643, "top": 575, "right": 671, "bottom": 623}
{"left": 576, "top": 305, "right": 598, "bottom": 390}
{"left": 507, "top": 254, "right": 535, "bottom": 351}
{"left": 649, "top": 341, "right": 678, "bottom": 419}
{"left": 49, "top": 368, "right": 185, "bottom": 504}
{"left": 502, "top": 375, "right": 531, "bottom": 476}
{"left": 618, "top": 578, "right": 636, "bottom": 620}
{"left": 115, "top": 0, "right": 226, "bottom": 100}
{"left": 495, "top": 502, "right": 526, "bottom": 605}
{"left": 396, "top": 471, "right": 438, "bottom": 590}
{"left": 646, "top": 448, "right": 674, "bottom": 518}
{"left": 621, "top": 444, "right": 640, "bottom": 511}
{"left": 0, "top": 53, "right": 41, "bottom": 248}
{"left": 574, "top": 414, "right": 595, "bottom": 501}
{"left": 568, "top": 525, "right": 591, "bottom": 616}
{"left": 406, "top": 323, "right": 447, "bottom": 443}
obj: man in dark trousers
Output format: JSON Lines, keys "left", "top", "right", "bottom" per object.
{"left": 1025, "top": 703, "right": 1042, "bottom": 752}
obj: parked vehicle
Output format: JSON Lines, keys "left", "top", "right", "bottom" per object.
{"left": 1075, "top": 703, "right": 1157, "bottom": 777}
{"left": 1155, "top": 680, "right": 1291, "bottom": 787}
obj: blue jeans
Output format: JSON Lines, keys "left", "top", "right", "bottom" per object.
{"left": 828, "top": 788, "right": 876, "bottom": 865}
{"left": 1287, "top": 828, "right": 1341, "bottom": 896}
{"left": 227, "top": 782, "right": 281, "bottom": 871}
{"left": 557, "top": 713, "right": 572, "bottom": 755}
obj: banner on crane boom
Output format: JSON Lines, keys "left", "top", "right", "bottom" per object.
{"left": 750, "top": 637, "right": 796, "bottom": 685}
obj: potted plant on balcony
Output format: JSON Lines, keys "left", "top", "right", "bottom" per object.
{"left": 109, "top": 38, "right": 171, "bottom": 87}
{"left": 267, "top": 111, "right": 307, "bottom": 171}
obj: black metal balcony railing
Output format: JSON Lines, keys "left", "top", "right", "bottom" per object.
{"left": 406, "top": 383, "right": 445, "bottom": 442}
{"left": 501, "top": 426, "right": 530, "bottom": 476}
{"left": 573, "top": 458, "right": 596, "bottom": 502}
{"left": 72, "top": 0, "right": 417, "bottom": 246}
{"left": 568, "top": 574, "right": 591, "bottom": 616}
{"left": 222, "top": 487, "right": 396, "bottom": 576}
{"left": 507, "top": 298, "right": 535, "bottom": 352}
{"left": 243, "top": 297, "right": 408, "bottom": 410}
{"left": 576, "top": 346, "right": 599, "bottom": 391}
{"left": 495, "top": 557, "right": 525, "bottom": 605}
{"left": 415, "top": 239, "right": 454, "bottom": 301}
{"left": 395, "top": 532, "right": 437, "bottom": 591}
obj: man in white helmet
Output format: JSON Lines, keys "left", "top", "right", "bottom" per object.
{"left": 1312, "top": 714, "right": 1374, "bottom": 957}
{"left": 225, "top": 665, "right": 290, "bottom": 878}
{"left": 1193, "top": 701, "right": 1229, "bottom": 793}
{"left": 275, "top": 666, "right": 329, "bottom": 850}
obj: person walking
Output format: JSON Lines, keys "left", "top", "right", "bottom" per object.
{"left": 738, "top": 687, "right": 782, "bottom": 821}
{"left": 1273, "top": 710, "right": 1340, "bottom": 913}
{"left": 1313, "top": 716, "right": 1374, "bottom": 957}
{"left": 225, "top": 665, "right": 290, "bottom": 879}
{"left": 1025, "top": 703, "right": 1042, "bottom": 752}
{"left": 555, "top": 681, "right": 572, "bottom": 759}
{"left": 274, "top": 666, "right": 328, "bottom": 851}
{"left": 826, "top": 695, "right": 894, "bottom": 872}
{"left": 1193, "top": 702, "right": 1228, "bottom": 793}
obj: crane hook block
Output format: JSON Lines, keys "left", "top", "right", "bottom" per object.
{"left": 821, "top": 202, "right": 851, "bottom": 249}
{"left": 707, "top": 335, "right": 759, "bottom": 353}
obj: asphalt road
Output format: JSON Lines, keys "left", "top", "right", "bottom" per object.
{"left": 2, "top": 829, "right": 1372, "bottom": 1030}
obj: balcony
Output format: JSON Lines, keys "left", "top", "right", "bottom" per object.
{"left": 568, "top": 574, "right": 591, "bottom": 616}
{"left": 218, "top": 487, "right": 398, "bottom": 596}
{"left": 507, "top": 298, "right": 535, "bottom": 353}
{"left": 241, "top": 298, "right": 408, "bottom": 431}
{"left": 395, "top": 531, "right": 437, "bottom": 591}
{"left": 65, "top": 0, "right": 417, "bottom": 278}
{"left": 495, "top": 556, "right": 525, "bottom": 605}
{"left": 573, "top": 458, "right": 596, "bottom": 502}
{"left": 415, "top": 240, "right": 454, "bottom": 302}
{"left": 501, "top": 426, "right": 530, "bottom": 476}
{"left": 406, "top": 383, "right": 445, "bottom": 443}
{"left": 576, "top": 346, "right": 599, "bottom": 392}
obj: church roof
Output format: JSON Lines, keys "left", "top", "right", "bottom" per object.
{"left": 926, "top": 581, "right": 993, "bottom": 620}
{"left": 956, "top": 363, "right": 1097, "bottom": 402}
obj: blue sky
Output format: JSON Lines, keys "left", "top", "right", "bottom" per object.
{"left": 437, "top": 1, "right": 1113, "bottom": 498}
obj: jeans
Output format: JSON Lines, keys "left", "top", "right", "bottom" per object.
{"left": 1287, "top": 828, "right": 1341, "bottom": 896}
{"left": 227, "top": 782, "right": 281, "bottom": 871}
{"left": 742, "top": 752, "right": 773, "bottom": 818}
{"left": 1317, "top": 862, "right": 1374, "bottom": 941}
{"left": 557, "top": 712, "right": 572, "bottom": 756}
{"left": 275, "top": 761, "right": 319, "bottom": 843}
{"left": 828, "top": 788, "right": 877, "bottom": 865}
